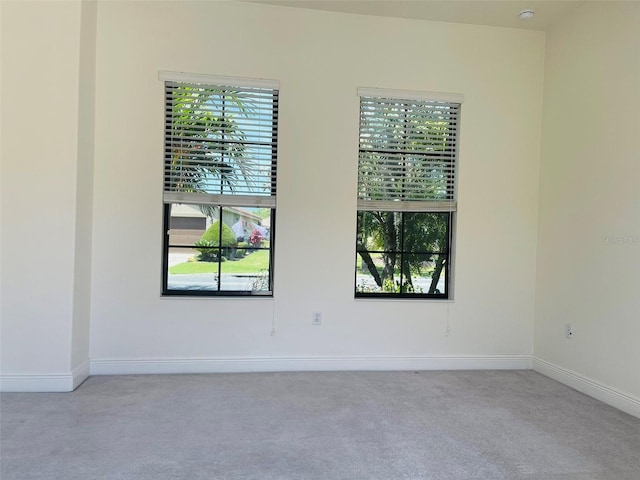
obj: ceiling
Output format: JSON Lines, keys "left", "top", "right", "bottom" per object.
{"left": 243, "top": 0, "right": 586, "bottom": 31}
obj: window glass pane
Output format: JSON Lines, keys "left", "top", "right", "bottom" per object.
{"left": 164, "top": 203, "right": 272, "bottom": 295}
{"left": 219, "top": 248, "right": 271, "bottom": 292}
{"left": 167, "top": 246, "right": 219, "bottom": 292}
{"left": 168, "top": 203, "right": 209, "bottom": 247}
{"left": 356, "top": 251, "right": 383, "bottom": 294}
{"left": 356, "top": 211, "right": 401, "bottom": 252}
{"left": 400, "top": 253, "right": 447, "bottom": 295}
{"left": 355, "top": 211, "right": 450, "bottom": 298}
{"left": 403, "top": 212, "right": 449, "bottom": 253}
{"left": 356, "top": 250, "right": 401, "bottom": 295}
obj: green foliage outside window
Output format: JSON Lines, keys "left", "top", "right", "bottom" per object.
{"left": 195, "top": 220, "right": 237, "bottom": 261}
{"left": 357, "top": 211, "right": 449, "bottom": 295}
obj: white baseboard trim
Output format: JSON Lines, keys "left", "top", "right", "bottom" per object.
{"left": 7, "top": 356, "right": 638, "bottom": 420}
{"left": 0, "top": 360, "right": 90, "bottom": 393}
{"left": 72, "top": 360, "right": 91, "bottom": 390}
{"left": 90, "top": 354, "right": 532, "bottom": 375}
{"left": 533, "top": 356, "right": 640, "bottom": 419}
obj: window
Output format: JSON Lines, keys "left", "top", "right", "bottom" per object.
{"left": 355, "top": 88, "right": 462, "bottom": 299}
{"left": 160, "top": 72, "right": 278, "bottom": 296}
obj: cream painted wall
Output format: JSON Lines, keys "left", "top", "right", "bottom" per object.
{"left": 1, "top": 1, "right": 83, "bottom": 378}
{"left": 535, "top": 2, "right": 640, "bottom": 398}
{"left": 89, "top": 1, "right": 544, "bottom": 364}
{"left": 71, "top": 0, "right": 97, "bottom": 371}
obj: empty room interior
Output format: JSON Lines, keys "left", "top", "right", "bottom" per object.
{"left": 1, "top": 0, "right": 639, "bottom": 478}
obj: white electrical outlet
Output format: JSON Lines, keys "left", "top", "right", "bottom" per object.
{"left": 312, "top": 312, "right": 322, "bottom": 326}
{"left": 565, "top": 323, "right": 573, "bottom": 339}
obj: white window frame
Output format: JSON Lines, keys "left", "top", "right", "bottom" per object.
{"left": 355, "top": 87, "right": 463, "bottom": 299}
{"left": 160, "top": 71, "right": 279, "bottom": 297}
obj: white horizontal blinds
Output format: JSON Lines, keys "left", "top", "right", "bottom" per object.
{"left": 358, "top": 93, "right": 460, "bottom": 212}
{"left": 163, "top": 78, "right": 278, "bottom": 208}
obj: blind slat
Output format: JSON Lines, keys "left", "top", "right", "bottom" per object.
{"left": 164, "top": 192, "right": 277, "bottom": 208}
{"left": 358, "top": 87, "right": 464, "bottom": 104}
{"left": 163, "top": 79, "right": 278, "bottom": 202}
{"left": 358, "top": 94, "right": 460, "bottom": 210}
{"left": 357, "top": 199, "right": 457, "bottom": 212}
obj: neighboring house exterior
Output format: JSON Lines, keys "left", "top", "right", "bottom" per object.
{"left": 220, "top": 207, "right": 262, "bottom": 236}
{"left": 170, "top": 204, "right": 207, "bottom": 230}
{"left": 169, "top": 204, "right": 263, "bottom": 246}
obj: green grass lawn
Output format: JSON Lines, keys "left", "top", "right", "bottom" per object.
{"left": 170, "top": 249, "right": 270, "bottom": 275}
